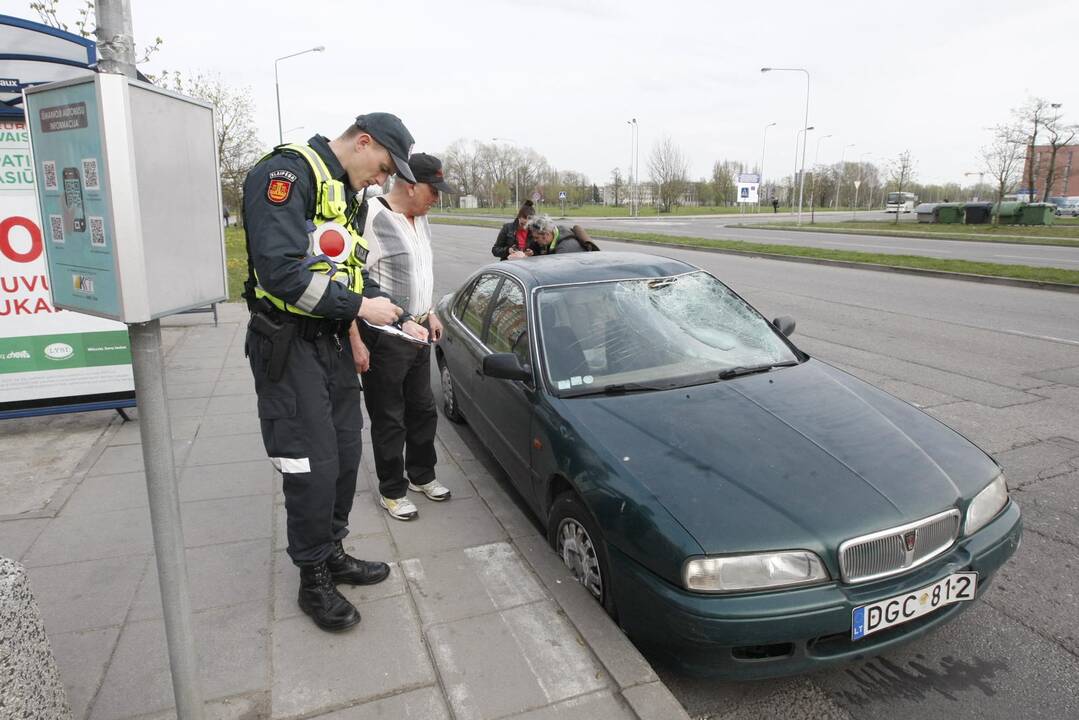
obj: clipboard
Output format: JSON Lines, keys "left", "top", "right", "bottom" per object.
{"left": 363, "top": 320, "right": 430, "bottom": 346}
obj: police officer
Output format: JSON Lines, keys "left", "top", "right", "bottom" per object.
{"left": 242, "top": 113, "right": 422, "bottom": 631}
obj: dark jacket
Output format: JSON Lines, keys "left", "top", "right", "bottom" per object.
{"left": 491, "top": 218, "right": 532, "bottom": 260}
{"left": 533, "top": 225, "right": 600, "bottom": 255}
{"left": 242, "top": 135, "right": 385, "bottom": 318}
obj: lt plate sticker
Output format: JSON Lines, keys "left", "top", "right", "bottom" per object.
{"left": 852, "top": 572, "right": 977, "bottom": 640}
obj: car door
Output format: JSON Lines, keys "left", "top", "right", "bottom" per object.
{"left": 444, "top": 273, "right": 502, "bottom": 418}
{"left": 472, "top": 278, "right": 535, "bottom": 490}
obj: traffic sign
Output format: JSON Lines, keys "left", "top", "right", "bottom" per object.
{"left": 532, "top": 192, "right": 541, "bottom": 202}
{"left": 558, "top": 191, "right": 567, "bottom": 199}
{"left": 853, "top": 180, "right": 862, "bottom": 190}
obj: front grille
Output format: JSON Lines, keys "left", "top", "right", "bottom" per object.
{"left": 838, "top": 509, "right": 960, "bottom": 584}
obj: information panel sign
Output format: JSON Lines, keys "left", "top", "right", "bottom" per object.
{"left": 736, "top": 173, "right": 760, "bottom": 204}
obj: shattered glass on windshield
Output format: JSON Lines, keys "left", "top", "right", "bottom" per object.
{"left": 537, "top": 271, "right": 798, "bottom": 394}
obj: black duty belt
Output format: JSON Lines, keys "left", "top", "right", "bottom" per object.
{"left": 260, "top": 307, "right": 350, "bottom": 342}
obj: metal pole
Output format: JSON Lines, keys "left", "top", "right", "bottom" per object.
{"left": 760, "top": 122, "right": 775, "bottom": 213}
{"left": 97, "top": 2, "right": 205, "bottom": 717}
{"left": 634, "top": 120, "right": 640, "bottom": 216}
{"left": 796, "top": 71, "right": 810, "bottom": 225}
{"left": 274, "top": 60, "right": 283, "bottom": 145}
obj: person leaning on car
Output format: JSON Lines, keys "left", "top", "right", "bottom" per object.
{"left": 524, "top": 214, "right": 599, "bottom": 256}
{"left": 492, "top": 200, "right": 537, "bottom": 260}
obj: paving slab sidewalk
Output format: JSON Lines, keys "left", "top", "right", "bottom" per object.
{"left": 0, "top": 304, "right": 689, "bottom": 720}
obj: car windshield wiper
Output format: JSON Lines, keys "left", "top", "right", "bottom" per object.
{"left": 569, "top": 382, "right": 670, "bottom": 397}
{"left": 718, "top": 361, "right": 799, "bottom": 380}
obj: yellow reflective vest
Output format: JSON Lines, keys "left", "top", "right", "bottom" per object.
{"left": 254, "top": 143, "right": 368, "bottom": 317}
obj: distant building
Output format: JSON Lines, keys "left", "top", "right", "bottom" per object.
{"left": 459, "top": 194, "right": 478, "bottom": 209}
{"left": 1021, "top": 144, "right": 1079, "bottom": 199}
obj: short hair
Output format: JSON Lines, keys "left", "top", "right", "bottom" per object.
{"left": 527, "top": 214, "right": 557, "bottom": 234}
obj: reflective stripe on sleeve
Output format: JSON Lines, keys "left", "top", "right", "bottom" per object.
{"left": 295, "top": 273, "right": 330, "bottom": 312}
{"left": 270, "top": 457, "right": 311, "bottom": 474}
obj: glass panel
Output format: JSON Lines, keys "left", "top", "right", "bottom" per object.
{"left": 487, "top": 281, "right": 527, "bottom": 360}
{"left": 461, "top": 274, "right": 501, "bottom": 340}
{"left": 536, "top": 271, "right": 798, "bottom": 395}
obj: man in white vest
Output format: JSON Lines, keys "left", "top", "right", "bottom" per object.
{"left": 350, "top": 153, "right": 457, "bottom": 520}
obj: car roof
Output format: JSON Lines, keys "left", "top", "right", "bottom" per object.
{"left": 483, "top": 251, "right": 697, "bottom": 289}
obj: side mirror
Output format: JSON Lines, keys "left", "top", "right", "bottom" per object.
{"left": 482, "top": 353, "right": 533, "bottom": 382}
{"left": 772, "top": 316, "right": 796, "bottom": 337}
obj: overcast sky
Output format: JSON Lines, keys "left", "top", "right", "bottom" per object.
{"left": 6, "top": 0, "right": 1077, "bottom": 185}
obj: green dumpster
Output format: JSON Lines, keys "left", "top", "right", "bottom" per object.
{"left": 994, "top": 201, "right": 1023, "bottom": 224}
{"left": 936, "top": 203, "right": 964, "bottom": 224}
{"left": 1019, "top": 202, "right": 1056, "bottom": 226}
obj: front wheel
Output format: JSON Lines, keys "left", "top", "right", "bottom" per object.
{"left": 548, "top": 492, "right": 616, "bottom": 618}
{"left": 439, "top": 361, "right": 465, "bottom": 424}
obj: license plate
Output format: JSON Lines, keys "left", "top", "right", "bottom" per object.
{"left": 851, "top": 572, "right": 977, "bottom": 640}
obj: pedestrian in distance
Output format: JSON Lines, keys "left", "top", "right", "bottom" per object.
{"left": 223, "top": 206, "right": 230, "bottom": 226}
{"left": 772, "top": 197, "right": 779, "bottom": 213}
{"left": 241, "top": 113, "right": 418, "bottom": 632}
{"left": 492, "top": 199, "right": 537, "bottom": 260}
{"left": 349, "top": 153, "right": 458, "bottom": 521}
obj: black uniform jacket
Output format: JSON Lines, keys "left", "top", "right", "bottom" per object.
{"left": 243, "top": 135, "right": 387, "bottom": 320}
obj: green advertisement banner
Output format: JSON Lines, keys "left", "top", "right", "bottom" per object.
{"left": 0, "top": 329, "right": 130, "bottom": 374}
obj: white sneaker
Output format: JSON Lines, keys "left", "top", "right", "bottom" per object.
{"left": 379, "top": 495, "right": 418, "bottom": 521}
{"left": 409, "top": 479, "right": 452, "bottom": 501}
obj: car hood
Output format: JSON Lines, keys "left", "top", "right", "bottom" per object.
{"left": 558, "top": 360, "right": 998, "bottom": 556}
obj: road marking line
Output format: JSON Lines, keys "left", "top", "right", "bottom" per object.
{"left": 994, "top": 254, "right": 1079, "bottom": 266}
{"left": 502, "top": 601, "right": 605, "bottom": 702}
{"left": 819, "top": 240, "right": 954, "bottom": 253}
{"left": 1000, "top": 329, "right": 1079, "bottom": 346}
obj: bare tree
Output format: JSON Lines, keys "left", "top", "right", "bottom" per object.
{"left": 888, "top": 151, "right": 916, "bottom": 224}
{"left": 609, "top": 168, "right": 624, "bottom": 206}
{"left": 31, "top": 0, "right": 163, "bottom": 72}
{"left": 711, "top": 160, "right": 739, "bottom": 206}
{"left": 649, "top": 136, "right": 689, "bottom": 212}
{"left": 1014, "top": 97, "right": 1057, "bottom": 202}
{"left": 1041, "top": 107, "right": 1077, "bottom": 201}
{"left": 981, "top": 124, "right": 1024, "bottom": 224}
{"left": 163, "top": 73, "right": 263, "bottom": 221}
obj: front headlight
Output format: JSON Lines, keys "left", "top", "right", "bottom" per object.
{"left": 684, "top": 550, "right": 829, "bottom": 593}
{"left": 964, "top": 472, "right": 1009, "bottom": 536}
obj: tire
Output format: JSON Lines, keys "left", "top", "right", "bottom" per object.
{"left": 548, "top": 492, "right": 616, "bottom": 618}
{"left": 439, "top": 359, "right": 466, "bottom": 424}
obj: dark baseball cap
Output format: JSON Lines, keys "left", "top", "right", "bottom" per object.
{"left": 408, "top": 153, "right": 458, "bottom": 194}
{"left": 354, "top": 112, "right": 416, "bottom": 183}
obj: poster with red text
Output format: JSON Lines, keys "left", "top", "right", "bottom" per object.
{"left": 0, "top": 117, "right": 133, "bottom": 411}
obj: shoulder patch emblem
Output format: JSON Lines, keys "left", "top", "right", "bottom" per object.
{"left": 269, "top": 169, "right": 298, "bottom": 182}
{"left": 267, "top": 178, "right": 292, "bottom": 205}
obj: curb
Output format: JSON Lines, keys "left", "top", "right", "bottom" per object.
{"left": 510, "top": 533, "right": 691, "bottom": 720}
{"left": 728, "top": 221, "right": 1079, "bottom": 248}
{"left": 593, "top": 235, "right": 1079, "bottom": 294}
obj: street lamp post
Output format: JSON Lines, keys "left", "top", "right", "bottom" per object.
{"left": 762, "top": 67, "right": 810, "bottom": 225}
{"left": 792, "top": 126, "right": 814, "bottom": 212}
{"left": 964, "top": 171, "right": 986, "bottom": 201}
{"left": 626, "top": 119, "right": 638, "bottom": 216}
{"left": 275, "top": 46, "right": 324, "bottom": 145}
{"left": 810, "top": 134, "right": 832, "bottom": 223}
{"left": 854, "top": 151, "right": 872, "bottom": 218}
{"left": 834, "top": 143, "right": 855, "bottom": 209}
{"left": 760, "top": 121, "right": 776, "bottom": 213}
{"left": 492, "top": 137, "right": 520, "bottom": 207}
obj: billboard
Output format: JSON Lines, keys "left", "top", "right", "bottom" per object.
{"left": 0, "top": 116, "right": 133, "bottom": 416}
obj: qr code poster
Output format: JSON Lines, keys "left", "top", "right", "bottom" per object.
{"left": 49, "top": 214, "right": 65, "bottom": 244}
{"left": 42, "top": 160, "right": 58, "bottom": 192}
{"left": 81, "top": 158, "right": 100, "bottom": 191}
{"left": 88, "top": 216, "right": 106, "bottom": 248}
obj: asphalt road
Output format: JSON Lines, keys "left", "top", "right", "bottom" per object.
{"left": 428, "top": 224, "right": 1079, "bottom": 720}
{"left": 439, "top": 211, "right": 1079, "bottom": 270}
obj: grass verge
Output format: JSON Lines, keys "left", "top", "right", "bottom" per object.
{"left": 430, "top": 217, "right": 1079, "bottom": 287}
{"left": 735, "top": 220, "right": 1079, "bottom": 247}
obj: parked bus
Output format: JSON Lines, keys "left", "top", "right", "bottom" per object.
{"left": 885, "top": 191, "right": 918, "bottom": 213}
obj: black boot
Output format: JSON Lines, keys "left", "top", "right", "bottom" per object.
{"left": 298, "top": 561, "right": 361, "bottom": 632}
{"left": 326, "top": 540, "right": 391, "bottom": 586}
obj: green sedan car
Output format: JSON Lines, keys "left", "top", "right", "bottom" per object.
{"left": 435, "top": 251, "right": 1021, "bottom": 678}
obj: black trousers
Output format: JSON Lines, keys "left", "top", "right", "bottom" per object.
{"left": 247, "top": 325, "right": 363, "bottom": 566}
{"left": 360, "top": 324, "right": 438, "bottom": 499}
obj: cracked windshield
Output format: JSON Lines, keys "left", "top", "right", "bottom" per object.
{"left": 536, "top": 271, "right": 799, "bottom": 394}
